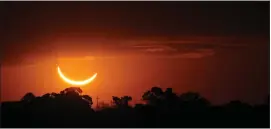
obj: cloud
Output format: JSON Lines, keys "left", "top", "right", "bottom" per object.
{"left": 172, "top": 49, "right": 215, "bottom": 59}
{"left": 125, "top": 37, "right": 248, "bottom": 59}
{"left": 129, "top": 42, "right": 215, "bottom": 59}
{"left": 133, "top": 44, "right": 177, "bottom": 53}
{"left": 58, "top": 56, "right": 96, "bottom": 61}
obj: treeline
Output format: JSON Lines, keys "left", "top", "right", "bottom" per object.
{"left": 1, "top": 86, "right": 269, "bottom": 128}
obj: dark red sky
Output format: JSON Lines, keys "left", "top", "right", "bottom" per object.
{"left": 1, "top": 1, "right": 269, "bottom": 105}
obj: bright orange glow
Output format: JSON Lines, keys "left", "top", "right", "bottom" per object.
{"left": 57, "top": 66, "right": 97, "bottom": 86}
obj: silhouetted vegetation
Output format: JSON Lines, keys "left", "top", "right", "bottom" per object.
{"left": 1, "top": 86, "right": 269, "bottom": 127}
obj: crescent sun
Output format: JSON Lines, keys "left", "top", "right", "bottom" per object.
{"left": 57, "top": 66, "right": 97, "bottom": 86}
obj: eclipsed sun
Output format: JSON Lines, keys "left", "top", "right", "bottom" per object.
{"left": 57, "top": 66, "right": 97, "bottom": 86}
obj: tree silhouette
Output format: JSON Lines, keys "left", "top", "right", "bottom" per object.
{"left": 57, "top": 87, "right": 94, "bottom": 110}
{"left": 112, "top": 96, "right": 122, "bottom": 107}
{"left": 151, "top": 86, "right": 164, "bottom": 97}
{"left": 2, "top": 86, "right": 270, "bottom": 128}
{"left": 164, "top": 88, "right": 178, "bottom": 100}
{"left": 41, "top": 93, "right": 52, "bottom": 99}
{"left": 82, "top": 95, "right": 93, "bottom": 106}
{"left": 121, "top": 96, "right": 132, "bottom": 107}
{"left": 112, "top": 96, "right": 132, "bottom": 108}
{"left": 61, "top": 87, "right": 83, "bottom": 95}
{"left": 163, "top": 88, "right": 179, "bottom": 109}
{"left": 142, "top": 86, "right": 164, "bottom": 105}
{"left": 51, "top": 92, "right": 58, "bottom": 98}
{"left": 178, "top": 92, "right": 210, "bottom": 109}
{"left": 225, "top": 100, "right": 252, "bottom": 112}
{"left": 21, "top": 92, "right": 36, "bottom": 102}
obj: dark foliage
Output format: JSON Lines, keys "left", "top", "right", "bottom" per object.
{"left": 1, "top": 86, "right": 269, "bottom": 128}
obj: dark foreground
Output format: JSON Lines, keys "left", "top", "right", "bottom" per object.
{"left": 1, "top": 87, "right": 270, "bottom": 128}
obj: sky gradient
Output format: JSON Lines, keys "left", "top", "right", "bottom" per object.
{"left": 2, "top": 1, "right": 269, "bottom": 105}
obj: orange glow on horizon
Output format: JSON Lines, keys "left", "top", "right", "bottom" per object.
{"left": 57, "top": 65, "right": 97, "bottom": 86}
